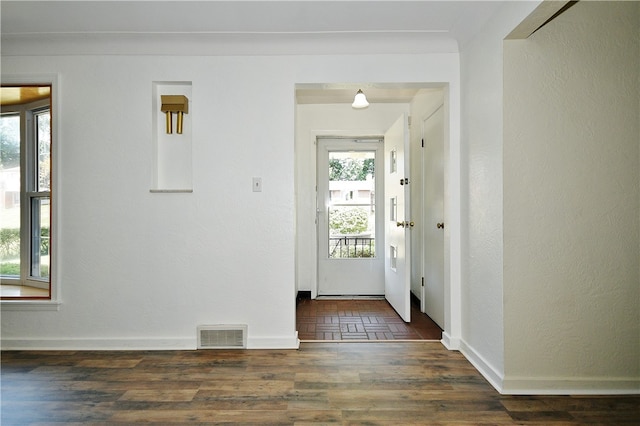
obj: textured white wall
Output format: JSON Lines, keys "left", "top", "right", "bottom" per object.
{"left": 2, "top": 55, "right": 299, "bottom": 349}
{"left": 458, "top": 0, "right": 540, "bottom": 388}
{"left": 503, "top": 1, "right": 639, "bottom": 393}
{"left": 1, "top": 52, "right": 459, "bottom": 350}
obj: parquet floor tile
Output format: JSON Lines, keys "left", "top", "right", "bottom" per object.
{"left": 296, "top": 297, "right": 442, "bottom": 340}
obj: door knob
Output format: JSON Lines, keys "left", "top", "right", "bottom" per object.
{"left": 397, "top": 221, "right": 415, "bottom": 228}
{"left": 437, "top": 222, "right": 445, "bottom": 229}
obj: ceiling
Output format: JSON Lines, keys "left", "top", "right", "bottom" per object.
{"left": 296, "top": 83, "right": 439, "bottom": 105}
{"left": 0, "top": 1, "right": 522, "bottom": 105}
{"left": 2, "top": 1, "right": 498, "bottom": 33}
{"left": 1, "top": 1, "right": 509, "bottom": 55}
{"left": 0, "top": 86, "right": 51, "bottom": 107}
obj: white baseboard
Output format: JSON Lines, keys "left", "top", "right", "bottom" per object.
{"left": 502, "top": 376, "right": 640, "bottom": 395}
{"left": 458, "top": 339, "right": 640, "bottom": 395}
{"left": 1, "top": 337, "right": 196, "bottom": 350}
{"left": 440, "top": 331, "right": 460, "bottom": 350}
{"left": 2, "top": 334, "right": 301, "bottom": 351}
{"left": 459, "top": 338, "right": 505, "bottom": 393}
{"left": 247, "top": 334, "right": 300, "bottom": 349}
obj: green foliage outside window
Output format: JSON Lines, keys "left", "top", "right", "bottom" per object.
{"left": 329, "top": 158, "right": 374, "bottom": 181}
{"left": 329, "top": 208, "right": 369, "bottom": 235}
{"left": 0, "top": 228, "right": 48, "bottom": 258}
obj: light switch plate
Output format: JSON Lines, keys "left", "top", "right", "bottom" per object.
{"left": 252, "top": 177, "right": 262, "bottom": 192}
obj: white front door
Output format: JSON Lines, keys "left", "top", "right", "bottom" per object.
{"left": 384, "top": 114, "right": 411, "bottom": 322}
{"left": 423, "top": 107, "right": 445, "bottom": 328}
{"left": 317, "top": 138, "right": 384, "bottom": 295}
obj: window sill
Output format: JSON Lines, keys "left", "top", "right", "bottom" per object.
{"left": 1, "top": 300, "right": 61, "bottom": 311}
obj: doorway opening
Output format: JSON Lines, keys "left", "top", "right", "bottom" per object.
{"left": 317, "top": 138, "right": 384, "bottom": 296}
{"left": 294, "top": 83, "right": 454, "bottom": 343}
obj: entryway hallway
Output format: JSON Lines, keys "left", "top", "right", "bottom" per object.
{"left": 296, "top": 296, "right": 442, "bottom": 341}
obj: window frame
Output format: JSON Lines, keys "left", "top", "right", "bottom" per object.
{"left": 1, "top": 74, "right": 59, "bottom": 306}
{"left": 25, "top": 106, "right": 51, "bottom": 284}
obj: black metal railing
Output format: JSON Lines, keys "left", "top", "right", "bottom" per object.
{"left": 329, "top": 236, "right": 375, "bottom": 258}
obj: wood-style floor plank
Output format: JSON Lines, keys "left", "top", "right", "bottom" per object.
{"left": 2, "top": 342, "right": 639, "bottom": 425}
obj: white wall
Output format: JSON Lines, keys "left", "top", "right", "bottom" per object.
{"left": 503, "top": 1, "right": 640, "bottom": 393}
{"left": 1, "top": 52, "right": 460, "bottom": 350}
{"left": 458, "top": 0, "right": 540, "bottom": 388}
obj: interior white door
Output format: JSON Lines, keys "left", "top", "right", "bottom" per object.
{"left": 317, "top": 138, "right": 385, "bottom": 295}
{"left": 423, "top": 106, "right": 445, "bottom": 328}
{"left": 384, "top": 114, "right": 411, "bottom": 322}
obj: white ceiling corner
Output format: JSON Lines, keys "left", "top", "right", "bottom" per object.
{"left": 1, "top": 1, "right": 510, "bottom": 56}
{"left": 1, "top": 1, "right": 522, "bottom": 104}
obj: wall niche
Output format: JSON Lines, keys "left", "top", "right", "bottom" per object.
{"left": 151, "top": 81, "right": 193, "bottom": 193}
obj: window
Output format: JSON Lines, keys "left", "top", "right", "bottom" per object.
{"left": 327, "top": 150, "right": 377, "bottom": 259}
{"left": 1, "top": 85, "right": 52, "bottom": 299}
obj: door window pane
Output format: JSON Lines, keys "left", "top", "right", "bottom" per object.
{"left": 390, "top": 245, "right": 397, "bottom": 270}
{"left": 327, "top": 151, "right": 376, "bottom": 258}
{"left": 390, "top": 196, "right": 397, "bottom": 222}
{"left": 390, "top": 149, "right": 397, "bottom": 173}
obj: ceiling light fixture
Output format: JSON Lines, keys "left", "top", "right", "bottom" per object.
{"left": 352, "top": 89, "right": 369, "bottom": 109}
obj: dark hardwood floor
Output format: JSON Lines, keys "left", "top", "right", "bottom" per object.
{"left": 2, "top": 343, "right": 638, "bottom": 425}
{"left": 297, "top": 297, "right": 442, "bottom": 340}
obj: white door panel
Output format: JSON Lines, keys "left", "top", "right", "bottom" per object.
{"left": 384, "top": 114, "right": 411, "bottom": 322}
{"left": 423, "top": 107, "right": 445, "bottom": 328}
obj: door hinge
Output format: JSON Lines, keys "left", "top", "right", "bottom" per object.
{"left": 400, "top": 178, "right": 410, "bottom": 185}
{"left": 421, "top": 277, "right": 424, "bottom": 287}
{"left": 421, "top": 138, "right": 424, "bottom": 148}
